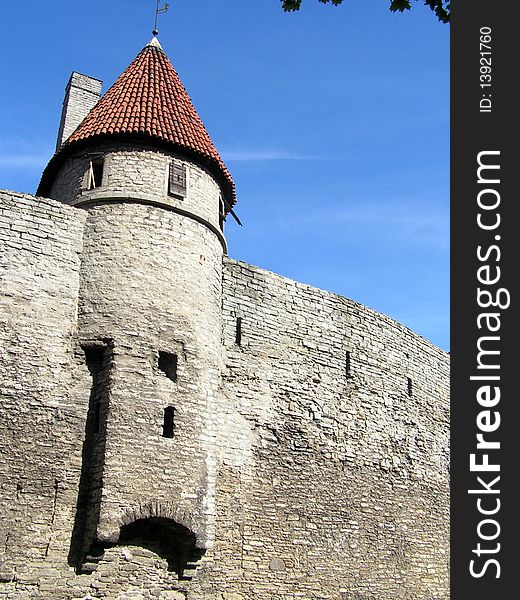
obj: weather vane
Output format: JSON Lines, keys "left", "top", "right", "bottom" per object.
{"left": 153, "top": 0, "right": 170, "bottom": 37}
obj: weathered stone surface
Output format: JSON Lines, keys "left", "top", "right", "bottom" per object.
{"left": 49, "top": 142, "right": 223, "bottom": 233}
{"left": 0, "top": 140, "right": 449, "bottom": 599}
{"left": 0, "top": 190, "right": 86, "bottom": 594}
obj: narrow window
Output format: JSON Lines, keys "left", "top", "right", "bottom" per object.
{"left": 219, "top": 195, "right": 225, "bottom": 229}
{"left": 345, "top": 351, "right": 351, "bottom": 378}
{"left": 87, "top": 157, "right": 104, "bottom": 190}
{"left": 168, "top": 160, "right": 187, "bottom": 199}
{"left": 158, "top": 351, "right": 178, "bottom": 382}
{"left": 71, "top": 340, "right": 112, "bottom": 569}
{"left": 83, "top": 345, "right": 106, "bottom": 433}
{"left": 235, "top": 317, "right": 242, "bottom": 346}
{"left": 407, "top": 377, "right": 413, "bottom": 397}
{"left": 163, "top": 406, "right": 175, "bottom": 438}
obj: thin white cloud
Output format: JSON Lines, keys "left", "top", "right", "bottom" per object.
{"left": 0, "top": 154, "right": 49, "bottom": 169}
{"left": 221, "top": 148, "right": 322, "bottom": 161}
{"left": 0, "top": 136, "right": 52, "bottom": 170}
{"left": 270, "top": 198, "right": 449, "bottom": 251}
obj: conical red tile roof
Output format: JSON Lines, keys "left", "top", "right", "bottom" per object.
{"left": 38, "top": 39, "right": 235, "bottom": 206}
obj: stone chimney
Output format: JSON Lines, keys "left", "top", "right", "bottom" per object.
{"left": 55, "top": 72, "right": 102, "bottom": 150}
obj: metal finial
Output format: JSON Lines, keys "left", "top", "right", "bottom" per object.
{"left": 153, "top": 0, "right": 170, "bottom": 37}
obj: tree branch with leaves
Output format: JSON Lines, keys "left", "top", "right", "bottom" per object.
{"left": 281, "top": 0, "right": 450, "bottom": 24}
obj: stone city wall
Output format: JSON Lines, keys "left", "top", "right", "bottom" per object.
{"left": 186, "top": 258, "right": 450, "bottom": 600}
{"left": 0, "top": 191, "right": 449, "bottom": 599}
{"left": 0, "top": 191, "right": 86, "bottom": 595}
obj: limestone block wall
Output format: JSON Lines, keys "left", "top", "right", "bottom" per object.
{"left": 0, "top": 187, "right": 225, "bottom": 598}
{"left": 0, "top": 190, "right": 449, "bottom": 599}
{"left": 48, "top": 142, "right": 223, "bottom": 231}
{"left": 75, "top": 202, "right": 223, "bottom": 555}
{"left": 187, "top": 258, "right": 450, "bottom": 600}
{"left": 0, "top": 191, "right": 86, "bottom": 592}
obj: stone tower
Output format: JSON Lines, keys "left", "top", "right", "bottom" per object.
{"left": 0, "top": 34, "right": 450, "bottom": 600}
{"left": 37, "top": 36, "right": 234, "bottom": 573}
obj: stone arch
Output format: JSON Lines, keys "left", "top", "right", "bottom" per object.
{"left": 81, "top": 502, "right": 206, "bottom": 579}
{"left": 118, "top": 501, "right": 205, "bottom": 548}
{"left": 118, "top": 517, "right": 204, "bottom": 579}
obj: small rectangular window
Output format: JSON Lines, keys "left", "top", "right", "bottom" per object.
{"left": 87, "top": 157, "right": 104, "bottom": 190}
{"left": 345, "top": 351, "right": 351, "bottom": 378}
{"left": 163, "top": 406, "right": 175, "bottom": 438}
{"left": 168, "top": 160, "right": 187, "bottom": 198}
{"left": 158, "top": 351, "right": 178, "bottom": 382}
{"left": 407, "top": 377, "right": 413, "bottom": 397}
{"left": 235, "top": 317, "right": 242, "bottom": 346}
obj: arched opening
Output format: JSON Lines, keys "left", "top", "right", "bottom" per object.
{"left": 118, "top": 517, "right": 204, "bottom": 579}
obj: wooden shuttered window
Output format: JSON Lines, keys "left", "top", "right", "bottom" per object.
{"left": 86, "top": 157, "right": 104, "bottom": 190}
{"left": 168, "top": 160, "right": 187, "bottom": 198}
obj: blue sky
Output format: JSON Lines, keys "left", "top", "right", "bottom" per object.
{"left": 0, "top": 0, "right": 449, "bottom": 350}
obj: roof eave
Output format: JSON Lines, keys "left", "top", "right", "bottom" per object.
{"left": 37, "top": 132, "right": 236, "bottom": 209}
